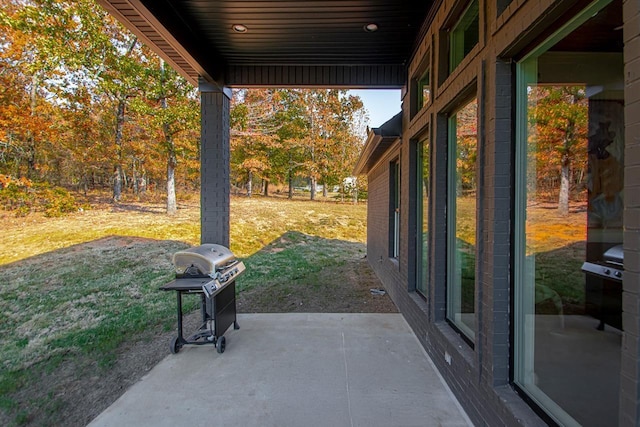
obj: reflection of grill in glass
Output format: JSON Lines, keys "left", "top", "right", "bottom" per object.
{"left": 581, "top": 245, "right": 623, "bottom": 331}
{"left": 581, "top": 244, "right": 623, "bottom": 282}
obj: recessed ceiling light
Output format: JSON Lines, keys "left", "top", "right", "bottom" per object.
{"left": 364, "top": 23, "right": 378, "bottom": 32}
{"left": 232, "top": 24, "right": 248, "bottom": 33}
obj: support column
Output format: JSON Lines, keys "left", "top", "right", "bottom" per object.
{"left": 482, "top": 57, "right": 512, "bottom": 387}
{"left": 199, "top": 78, "right": 231, "bottom": 247}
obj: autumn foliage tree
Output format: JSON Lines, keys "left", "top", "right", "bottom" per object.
{"left": 230, "top": 89, "right": 282, "bottom": 197}
{"left": 267, "top": 89, "right": 366, "bottom": 200}
{"left": 1, "top": 1, "right": 370, "bottom": 215}
{"left": 0, "top": 0, "right": 63, "bottom": 181}
{"left": 131, "top": 58, "right": 199, "bottom": 214}
{"left": 1, "top": 0, "right": 200, "bottom": 214}
{"left": 528, "top": 86, "right": 588, "bottom": 215}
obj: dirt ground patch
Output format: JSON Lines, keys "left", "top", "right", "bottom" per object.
{"left": 238, "top": 253, "right": 396, "bottom": 314}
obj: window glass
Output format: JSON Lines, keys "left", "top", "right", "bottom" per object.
{"left": 450, "top": 0, "right": 479, "bottom": 71}
{"left": 418, "top": 70, "right": 431, "bottom": 110}
{"left": 390, "top": 160, "right": 400, "bottom": 258}
{"left": 447, "top": 97, "right": 477, "bottom": 341}
{"left": 417, "top": 136, "right": 430, "bottom": 296}
{"left": 514, "top": 1, "right": 623, "bottom": 425}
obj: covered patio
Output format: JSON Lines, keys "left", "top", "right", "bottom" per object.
{"left": 89, "top": 3, "right": 459, "bottom": 424}
{"left": 93, "top": 0, "right": 640, "bottom": 425}
{"left": 88, "top": 313, "right": 471, "bottom": 426}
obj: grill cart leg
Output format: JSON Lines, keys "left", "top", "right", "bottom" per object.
{"left": 171, "top": 291, "right": 188, "bottom": 353}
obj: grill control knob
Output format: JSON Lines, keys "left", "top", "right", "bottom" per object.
{"left": 603, "top": 268, "right": 611, "bottom": 275}
{"left": 614, "top": 271, "right": 622, "bottom": 278}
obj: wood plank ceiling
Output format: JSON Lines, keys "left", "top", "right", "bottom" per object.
{"left": 97, "top": 0, "right": 434, "bottom": 88}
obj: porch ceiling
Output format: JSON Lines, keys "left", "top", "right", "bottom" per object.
{"left": 97, "top": 0, "right": 434, "bottom": 88}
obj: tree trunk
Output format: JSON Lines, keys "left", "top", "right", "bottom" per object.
{"left": 322, "top": 180, "right": 327, "bottom": 198}
{"left": 310, "top": 176, "right": 316, "bottom": 200}
{"left": 113, "top": 165, "right": 122, "bottom": 202}
{"left": 160, "top": 59, "right": 177, "bottom": 215}
{"left": 263, "top": 179, "right": 269, "bottom": 197}
{"left": 558, "top": 153, "right": 570, "bottom": 216}
{"left": 139, "top": 173, "right": 147, "bottom": 194}
{"left": 26, "top": 74, "right": 38, "bottom": 180}
{"left": 247, "top": 170, "right": 253, "bottom": 197}
{"left": 132, "top": 159, "right": 139, "bottom": 195}
{"left": 82, "top": 173, "right": 88, "bottom": 196}
{"left": 112, "top": 38, "right": 137, "bottom": 203}
{"left": 113, "top": 99, "right": 126, "bottom": 202}
{"left": 556, "top": 89, "right": 583, "bottom": 216}
{"left": 166, "top": 151, "right": 177, "bottom": 215}
{"left": 288, "top": 170, "right": 293, "bottom": 199}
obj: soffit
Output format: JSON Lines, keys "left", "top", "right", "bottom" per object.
{"left": 97, "top": 0, "right": 433, "bottom": 88}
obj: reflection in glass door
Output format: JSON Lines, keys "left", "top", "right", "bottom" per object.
{"left": 447, "top": 98, "right": 477, "bottom": 342}
{"left": 514, "top": 1, "right": 623, "bottom": 425}
{"left": 417, "top": 137, "right": 430, "bottom": 296}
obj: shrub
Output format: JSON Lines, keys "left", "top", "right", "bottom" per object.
{"left": 41, "top": 186, "right": 79, "bottom": 217}
{"left": 0, "top": 175, "right": 79, "bottom": 217}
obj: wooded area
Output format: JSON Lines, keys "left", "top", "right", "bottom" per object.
{"left": 1, "top": 1, "right": 590, "bottom": 217}
{"left": 0, "top": 0, "right": 369, "bottom": 216}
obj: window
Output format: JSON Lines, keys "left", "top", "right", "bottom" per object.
{"left": 514, "top": 1, "right": 623, "bottom": 425}
{"left": 417, "top": 136, "right": 430, "bottom": 296}
{"left": 447, "top": 97, "right": 478, "bottom": 342}
{"left": 411, "top": 54, "right": 431, "bottom": 117}
{"left": 390, "top": 160, "right": 400, "bottom": 259}
{"left": 418, "top": 69, "right": 431, "bottom": 110}
{"left": 449, "top": 0, "right": 479, "bottom": 71}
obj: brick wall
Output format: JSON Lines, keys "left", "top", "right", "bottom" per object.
{"left": 366, "top": 144, "right": 404, "bottom": 296}
{"left": 363, "top": 0, "right": 636, "bottom": 425}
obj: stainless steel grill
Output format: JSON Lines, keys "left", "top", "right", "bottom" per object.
{"left": 161, "top": 244, "right": 245, "bottom": 354}
{"left": 581, "top": 244, "right": 624, "bottom": 282}
{"left": 582, "top": 244, "right": 623, "bottom": 331}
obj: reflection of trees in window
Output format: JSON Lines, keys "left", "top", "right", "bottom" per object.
{"left": 528, "top": 86, "right": 588, "bottom": 215}
{"left": 418, "top": 138, "right": 430, "bottom": 296}
{"left": 455, "top": 100, "right": 478, "bottom": 195}
{"left": 418, "top": 69, "right": 430, "bottom": 110}
{"left": 447, "top": 96, "right": 477, "bottom": 341}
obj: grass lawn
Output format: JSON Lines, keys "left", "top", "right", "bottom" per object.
{"left": 0, "top": 194, "right": 370, "bottom": 426}
{"left": 0, "top": 193, "right": 589, "bottom": 426}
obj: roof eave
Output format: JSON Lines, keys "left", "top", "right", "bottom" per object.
{"left": 96, "top": 0, "right": 217, "bottom": 87}
{"left": 353, "top": 112, "right": 402, "bottom": 175}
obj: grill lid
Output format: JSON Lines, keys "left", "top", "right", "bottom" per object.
{"left": 173, "top": 244, "right": 236, "bottom": 278}
{"left": 604, "top": 244, "right": 624, "bottom": 266}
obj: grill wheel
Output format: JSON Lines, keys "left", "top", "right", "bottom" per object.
{"left": 216, "top": 336, "right": 226, "bottom": 354}
{"left": 170, "top": 336, "right": 182, "bottom": 354}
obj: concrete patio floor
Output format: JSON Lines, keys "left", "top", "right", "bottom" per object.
{"left": 88, "top": 313, "right": 472, "bottom": 427}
